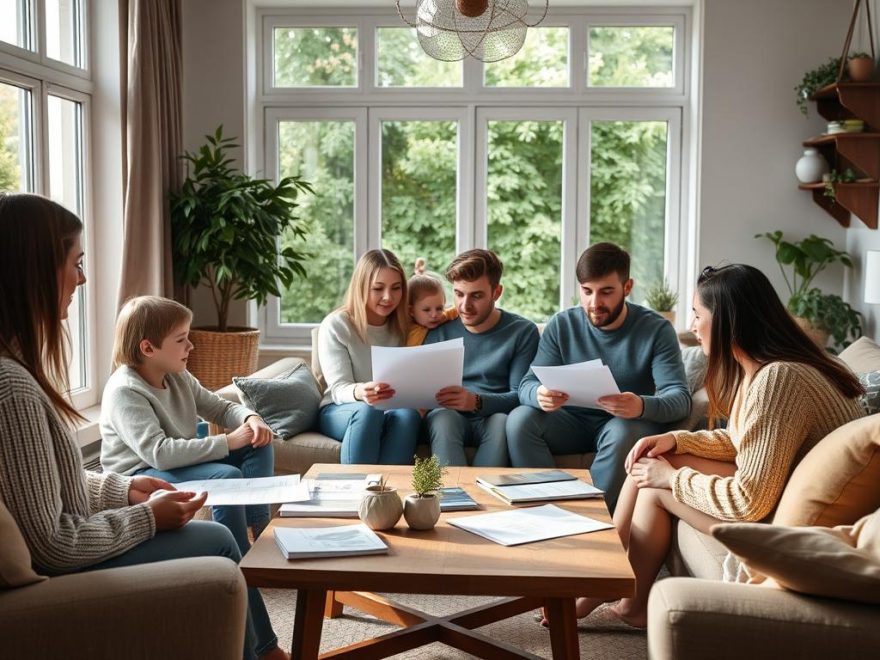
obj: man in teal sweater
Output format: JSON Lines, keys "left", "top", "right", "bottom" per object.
{"left": 424, "top": 250, "right": 539, "bottom": 466}
{"left": 507, "top": 243, "right": 690, "bottom": 512}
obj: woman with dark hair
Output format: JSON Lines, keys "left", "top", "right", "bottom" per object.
{"left": 0, "top": 193, "right": 287, "bottom": 660}
{"left": 567, "top": 263, "right": 863, "bottom": 628}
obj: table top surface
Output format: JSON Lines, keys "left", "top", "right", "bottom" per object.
{"left": 240, "top": 464, "right": 634, "bottom": 598}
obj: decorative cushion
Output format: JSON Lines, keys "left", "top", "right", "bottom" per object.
{"left": 858, "top": 370, "right": 880, "bottom": 416}
{"left": 680, "top": 345, "right": 708, "bottom": 394}
{"left": 711, "top": 507, "right": 880, "bottom": 605}
{"left": 773, "top": 413, "right": 880, "bottom": 527}
{"left": 839, "top": 336, "right": 880, "bottom": 373}
{"left": 233, "top": 362, "right": 321, "bottom": 440}
{"left": 0, "top": 499, "right": 46, "bottom": 589}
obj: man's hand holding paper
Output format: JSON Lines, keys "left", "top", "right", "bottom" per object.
{"left": 531, "top": 360, "right": 622, "bottom": 410}
{"left": 371, "top": 338, "right": 465, "bottom": 410}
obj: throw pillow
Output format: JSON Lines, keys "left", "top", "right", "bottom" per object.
{"left": 680, "top": 345, "right": 708, "bottom": 394}
{"left": 711, "top": 508, "right": 880, "bottom": 605}
{"left": 773, "top": 413, "right": 880, "bottom": 527}
{"left": 858, "top": 370, "right": 880, "bottom": 416}
{"left": 0, "top": 499, "right": 47, "bottom": 589}
{"left": 233, "top": 362, "right": 321, "bottom": 440}
{"left": 839, "top": 336, "right": 880, "bottom": 373}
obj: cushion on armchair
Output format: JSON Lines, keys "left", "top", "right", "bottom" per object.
{"left": 0, "top": 499, "right": 46, "bottom": 589}
{"left": 233, "top": 362, "right": 321, "bottom": 439}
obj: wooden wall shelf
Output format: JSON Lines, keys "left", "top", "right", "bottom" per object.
{"left": 811, "top": 82, "right": 880, "bottom": 130}
{"left": 803, "top": 133, "right": 880, "bottom": 179}
{"left": 798, "top": 182, "right": 879, "bottom": 229}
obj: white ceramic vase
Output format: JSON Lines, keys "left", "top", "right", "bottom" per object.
{"left": 358, "top": 486, "right": 403, "bottom": 531}
{"left": 403, "top": 494, "right": 441, "bottom": 530}
{"left": 795, "top": 148, "right": 830, "bottom": 184}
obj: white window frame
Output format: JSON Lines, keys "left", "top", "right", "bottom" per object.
{"left": 254, "top": 5, "right": 694, "bottom": 346}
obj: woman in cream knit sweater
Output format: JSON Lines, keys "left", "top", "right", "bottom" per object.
{"left": 573, "top": 264, "right": 863, "bottom": 627}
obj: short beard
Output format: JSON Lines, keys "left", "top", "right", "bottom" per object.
{"left": 587, "top": 297, "right": 626, "bottom": 328}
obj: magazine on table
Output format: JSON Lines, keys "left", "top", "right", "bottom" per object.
{"left": 273, "top": 523, "right": 388, "bottom": 559}
{"left": 437, "top": 487, "right": 479, "bottom": 511}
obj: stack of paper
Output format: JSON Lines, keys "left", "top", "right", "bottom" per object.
{"left": 532, "top": 359, "right": 621, "bottom": 408}
{"left": 371, "top": 339, "right": 464, "bottom": 410}
{"left": 151, "top": 474, "right": 309, "bottom": 506}
{"left": 279, "top": 473, "right": 381, "bottom": 518}
{"left": 273, "top": 523, "right": 388, "bottom": 559}
{"left": 448, "top": 504, "right": 613, "bottom": 546}
{"left": 476, "top": 470, "right": 576, "bottom": 488}
{"left": 477, "top": 479, "right": 604, "bottom": 505}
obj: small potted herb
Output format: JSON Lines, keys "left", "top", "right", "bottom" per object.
{"left": 847, "top": 52, "right": 875, "bottom": 82}
{"left": 644, "top": 278, "right": 678, "bottom": 324}
{"left": 403, "top": 455, "right": 446, "bottom": 530}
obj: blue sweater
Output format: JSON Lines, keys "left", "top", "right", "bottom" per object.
{"left": 424, "top": 310, "right": 540, "bottom": 417}
{"left": 519, "top": 303, "right": 690, "bottom": 423}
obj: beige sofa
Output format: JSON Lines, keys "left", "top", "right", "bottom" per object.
{"left": 216, "top": 329, "right": 709, "bottom": 476}
{"left": 648, "top": 336, "right": 880, "bottom": 660}
{"left": 0, "top": 498, "right": 248, "bottom": 660}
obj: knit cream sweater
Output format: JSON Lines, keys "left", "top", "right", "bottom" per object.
{"left": 0, "top": 357, "right": 155, "bottom": 574}
{"left": 670, "top": 361, "right": 862, "bottom": 522}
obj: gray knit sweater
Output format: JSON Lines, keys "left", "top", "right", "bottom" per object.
{"left": 0, "top": 357, "right": 155, "bottom": 574}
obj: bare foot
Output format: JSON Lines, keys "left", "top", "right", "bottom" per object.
{"left": 609, "top": 600, "right": 648, "bottom": 629}
{"left": 539, "top": 597, "right": 611, "bottom": 627}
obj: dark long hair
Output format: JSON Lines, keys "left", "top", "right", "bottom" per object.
{"left": 697, "top": 264, "right": 863, "bottom": 424}
{"left": 0, "top": 193, "right": 84, "bottom": 422}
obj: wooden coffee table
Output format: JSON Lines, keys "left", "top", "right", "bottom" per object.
{"left": 241, "top": 464, "right": 634, "bottom": 659}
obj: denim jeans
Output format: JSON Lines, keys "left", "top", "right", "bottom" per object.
{"left": 82, "top": 520, "right": 276, "bottom": 659}
{"left": 425, "top": 409, "right": 510, "bottom": 467}
{"left": 318, "top": 402, "right": 420, "bottom": 464}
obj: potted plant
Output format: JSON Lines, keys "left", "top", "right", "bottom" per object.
{"left": 358, "top": 476, "right": 403, "bottom": 531}
{"left": 823, "top": 168, "right": 857, "bottom": 201}
{"left": 847, "top": 51, "right": 875, "bottom": 82}
{"left": 403, "top": 455, "right": 446, "bottom": 530}
{"left": 794, "top": 57, "right": 841, "bottom": 116}
{"left": 170, "top": 126, "right": 313, "bottom": 390}
{"left": 644, "top": 278, "right": 678, "bottom": 324}
{"left": 755, "top": 231, "right": 862, "bottom": 352}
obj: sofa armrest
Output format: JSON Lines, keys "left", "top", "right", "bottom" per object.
{"left": 648, "top": 578, "right": 880, "bottom": 660}
{"left": 0, "top": 557, "right": 247, "bottom": 660}
{"left": 215, "top": 356, "right": 309, "bottom": 404}
{"left": 676, "top": 387, "right": 708, "bottom": 432}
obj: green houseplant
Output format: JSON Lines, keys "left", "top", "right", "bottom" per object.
{"left": 644, "top": 278, "right": 678, "bottom": 324}
{"left": 170, "top": 126, "right": 313, "bottom": 389}
{"left": 795, "top": 57, "right": 841, "bottom": 116}
{"left": 755, "top": 231, "right": 862, "bottom": 352}
{"left": 403, "top": 455, "right": 447, "bottom": 530}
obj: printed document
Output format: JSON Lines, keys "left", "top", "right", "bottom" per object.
{"left": 448, "top": 504, "right": 613, "bottom": 546}
{"left": 371, "top": 339, "right": 464, "bottom": 410}
{"left": 532, "top": 360, "right": 621, "bottom": 408}
{"left": 477, "top": 479, "right": 604, "bottom": 504}
{"left": 152, "top": 474, "right": 308, "bottom": 506}
{"left": 274, "top": 523, "right": 388, "bottom": 559}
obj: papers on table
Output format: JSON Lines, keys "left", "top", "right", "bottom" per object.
{"left": 273, "top": 523, "right": 388, "bottom": 559}
{"left": 448, "top": 504, "right": 613, "bottom": 546}
{"left": 151, "top": 474, "right": 308, "bottom": 506}
{"left": 279, "top": 473, "right": 382, "bottom": 518}
{"left": 371, "top": 339, "right": 464, "bottom": 410}
{"left": 476, "top": 478, "right": 604, "bottom": 505}
{"left": 531, "top": 360, "right": 621, "bottom": 409}
{"left": 476, "top": 470, "right": 576, "bottom": 488}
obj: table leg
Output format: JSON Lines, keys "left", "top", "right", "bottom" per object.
{"left": 545, "top": 597, "right": 579, "bottom": 660}
{"left": 292, "top": 588, "right": 327, "bottom": 660}
{"left": 324, "top": 590, "right": 344, "bottom": 618}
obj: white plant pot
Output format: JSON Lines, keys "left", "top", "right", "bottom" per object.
{"left": 795, "top": 148, "right": 830, "bottom": 184}
{"left": 403, "top": 494, "right": 441, "bottom": 530}
{"left": 358, "top": 486, "right": 403, "bottom": 531}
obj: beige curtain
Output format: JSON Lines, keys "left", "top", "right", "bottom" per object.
{"left": 117, "top": 0, "right": 183, "bottom": 305}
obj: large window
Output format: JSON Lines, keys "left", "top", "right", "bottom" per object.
{"left": 0, "top": 1, "right": 93, "bottom": 405}
{"left": 258, "top": 8, "right": 691, "bottom": 343}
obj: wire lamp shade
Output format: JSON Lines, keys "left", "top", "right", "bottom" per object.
{"left": 865, "top": 250, "right": 880, "bottom": 304}
{"left": 396, "top": 0, "right": 549, "bottom": 62}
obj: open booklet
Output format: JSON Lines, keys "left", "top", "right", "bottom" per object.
{"left": 448, "top": 504, "right": 613, "bottom": 546}
{"left": 273, "top": 523, "right": 388, "bottom": 559}
{"left": 371, "top": 338, "right": 464, "bottom": 410}
{"left": 531, "top": 359, "right": 621, "bottom": 408}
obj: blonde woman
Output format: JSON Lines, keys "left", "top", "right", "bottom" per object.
{"left": 318, "top": 249, "right": 420, "bottom": 463}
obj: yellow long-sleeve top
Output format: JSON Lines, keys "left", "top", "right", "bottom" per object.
{"left": 669, "top": 361, "right": 862, "bottom": 522}
{"left": 406, "top": 307, "right": 460, "bottom": 346}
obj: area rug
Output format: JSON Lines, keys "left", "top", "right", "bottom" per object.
{"left": 263, "top": 589, "right": 647, "bottom": 659}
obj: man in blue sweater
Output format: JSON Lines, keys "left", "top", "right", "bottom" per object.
{"left": 423, "top": 249, "right": 539, "bottom": 466}
{"left": 507, "top": 243, "right": 690, "bottom": 512}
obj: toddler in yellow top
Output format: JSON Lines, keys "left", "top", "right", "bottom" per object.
{"left": 406, "top": 258, "right": 458, "bottom": 345}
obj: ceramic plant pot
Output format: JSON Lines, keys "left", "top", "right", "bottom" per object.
{"left": 403, "top": 494, "right": 441, "bottom": 530}
{"left": 847, "top": 56, "right": 875, "bottom": 82}
{"left": 658, "top": 310, "right": 676, "bottom": 325}
{"left": 358, "top": 486, "right": 403, "bottom": 531}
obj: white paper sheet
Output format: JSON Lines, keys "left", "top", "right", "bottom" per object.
{"left": 448, "top": 504, "right": 613, "bottom": 546}
{"left": 531, "top": 360, "right": 621, "bottom": 408}
{"left": 371, "top": 339, "right": 464, "bottom": 410}
{"left": 152, "top": 474, "right": 309, "bottom": 506}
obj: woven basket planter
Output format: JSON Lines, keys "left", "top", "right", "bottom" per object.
{"left": 793, "top": 316, "right": 829, "bottom": 349}
{"left": 187, "top": 327, "right": 261, "bottom": 392}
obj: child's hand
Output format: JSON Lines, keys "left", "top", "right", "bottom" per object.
{"left": 226, "top": 422, "right": 254, "bottom": 450}
{"left": 245, "top": 415, "right": 274, "bottom": 447}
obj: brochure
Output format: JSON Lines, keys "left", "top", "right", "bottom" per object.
{"left": 437, "top": 487, "right": 479, "bottom": 511}
{"left": 476, "top": 479, "right": 604, "bottom": 505}
{"left": 475, "top": 470, "right": 576, "bottom": 488}
{"left": 273, "top": 523, "right": 388, "bottom": 559}
{"left": 448, "top": 504, "right": 613, "bottom": 546}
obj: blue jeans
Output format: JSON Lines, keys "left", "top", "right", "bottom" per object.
{"left": 506, "top": 405, "right": 668, "bottom": 513}
{"left": 319, "top": 402, "right": 420, "bottom": 464}
{"left": 134, "top": 444, "right": 274, "bottom": 556}
{"left": 425, "top": 409, "right": 510, "bottom": 467}
{"left": 82, "top": 521, "right": 276, "bottom": 660}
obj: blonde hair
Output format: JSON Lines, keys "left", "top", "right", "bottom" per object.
{"left": 113, "top": 296, "right": 193, "bottom": 369}
{"left": 408, "top": 258, "right": 445, "bottom": 306}
{"left": 338, "top": 249, "right": 409, "bottom": 343}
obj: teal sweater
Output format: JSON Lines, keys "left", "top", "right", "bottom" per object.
{"left": 519, "top": 303, "right": 690, "bottom": 423}
{"left": 424, "top": 310, "right": 539, "bottom": 417}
